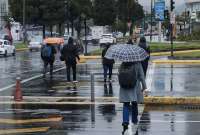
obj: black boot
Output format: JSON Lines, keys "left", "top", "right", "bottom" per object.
{"left": 122, "top": 123, "right": 129, "bottom": 135}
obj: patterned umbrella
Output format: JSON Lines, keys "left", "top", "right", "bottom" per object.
{"left": 105, "top": 44, "right": 149, "bottom": 62}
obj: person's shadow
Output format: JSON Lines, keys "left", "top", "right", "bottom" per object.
{"left": 98, "top": 82, "right": 116, "bottom": 123}
{"left": 104, "top": 82, "right": 113, "bottom": 96}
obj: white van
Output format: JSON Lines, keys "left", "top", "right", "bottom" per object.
{"left": 0, "top": 39, "right": 15, "bottom": 57}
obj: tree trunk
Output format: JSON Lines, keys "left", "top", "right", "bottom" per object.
{"left": 50, "top": 25, "right": 53, "bottom": 37}
{"left": 42, "top": 25, "right": 46, "bottom": 39}
{"left": 77, "top": 17, "right": 81, "bottom": 39}
{"left": 59, "top": 23, "right": 62, "bottom": 36}
{"left": 71, "top": 20, "right": 74, "bottom": 36}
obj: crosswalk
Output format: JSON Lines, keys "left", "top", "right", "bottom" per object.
{"left": 0, "top": 97, "right": 144, "bottom": 135}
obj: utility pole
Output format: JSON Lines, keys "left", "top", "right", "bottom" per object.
{"left": 150, "top": 0, "right": 153, "bottom": 42}
{"left": 170, "top": 0, "right": 175, "bottom": 57}
{"left": 184, "top": 9, "right": 186, "bottom": 36}
{"left": 23, "top": 0, "right": 26, "bottom": 43}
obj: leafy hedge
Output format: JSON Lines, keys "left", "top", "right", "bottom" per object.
{"left": 177, "top": 31, "right": 200, "bottom": 41}
{"left": 88, "top": 42, "right": 200, "bottom": 55}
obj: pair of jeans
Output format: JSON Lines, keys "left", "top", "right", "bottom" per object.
{"left": 123, "top": 102, "right": 138, "bottom": 124}
{"left": 103, "top": 64, "right": 113, "bottom": 81}
{"left": 66, "top": 64, "right": 76, "bottom": 81}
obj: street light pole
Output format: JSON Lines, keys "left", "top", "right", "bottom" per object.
{"left": 150, "top": 0, "right": 153, "bottom": 42}
{"left": 68, "top": 0, "right": 70, "bottom": 35}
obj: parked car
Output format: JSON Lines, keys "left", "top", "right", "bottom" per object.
{"left": 0, "top": 39, "right": 15, "bottom": 57}
{"left": 28, "top": 36, "right": 42, "bottom": 51}
{"left": 99, "top": 34, "right": 116, "bottom": 47}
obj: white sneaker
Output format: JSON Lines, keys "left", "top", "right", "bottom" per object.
{"left": 131, "top": 124, "right": 138, "bottom": 133}
{"left": 72, "top": 80, "right": 78, "bottom": 83}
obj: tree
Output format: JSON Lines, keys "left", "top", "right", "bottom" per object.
{"left": 73, "top": 0, "right": 92, "bottom": 38}
{"left": 9, "top": 0, "right": 65, "bottom": 38}
{"left": 117, "top": 0, "right": 144, "bottom": 35}
{"left": 93, "top": 0, "right": 117, "bottom": 26}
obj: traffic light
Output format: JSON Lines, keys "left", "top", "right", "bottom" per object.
{"left": 170, "top": 0, "right": 175, "bottom": 11}
{"left": 164, "top": 10, "right": 169, "bottom": 20}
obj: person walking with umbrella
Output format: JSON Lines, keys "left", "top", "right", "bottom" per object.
{"left": 138, "top": 36, "right": 150, "bottom": 77}
{"left": 61, "top": 37, "right": 80, "bottom": 82}
{"left": 105, "top": 44, "right": 148, "bottom": 134}
{"left": 102, "top": 44, "right": 115, "bottom": 83}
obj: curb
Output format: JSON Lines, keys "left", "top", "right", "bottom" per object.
{"left": 151, "top": 50, "right": 200, "bottom": 56}
{"left": 152, "top": 60, "right": 200, "bottom": 64}
{"left": 144, "top": 96, "right": 200, "bottom": 105}
{"left": 1, "top": 96, "right": 200, "bottom": 105}
{"left": 16, "top": 48, "right": 28, "bottom": 52}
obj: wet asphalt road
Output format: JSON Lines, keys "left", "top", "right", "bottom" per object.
{"left": 1, "top": 46, "right": 200, "bottom": 134}
{"left": 0, "top": 104, "right": 200, "bottom": 135}
{"left": 0, "top": 50, "right": 62, "bottom": 89}
{"left": 0, "top": 45, "right": 99, "bottom": 90}
{"left": 149, "top": 64, "right": 200, "bottom": 96}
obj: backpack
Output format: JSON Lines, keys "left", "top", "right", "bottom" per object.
{"left": 42, "top": 45, "right": 52, "bottom": 58}
{"left": 118, "top": 64, "right": 137, "bottom": 89}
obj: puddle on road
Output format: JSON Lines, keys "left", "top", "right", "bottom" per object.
{"left": 149, "top": 64, "right": 200, "bottom": 97}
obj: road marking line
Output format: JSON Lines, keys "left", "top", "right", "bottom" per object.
{"left": 0, "top": 67, "right": 65, "bottom": 92}
{"left": 0, "top": 127, "right": 49, "bottom": 135}
{"left": 0, "top": 117, "right": 62, "bottom": 124}
{"left": 0, "top": 96, "right": 118, "bottom": 100}
{"left": 140, "top": 120, "right": 200, "bottom": 123}
{"left": 146, "top": 63, "right": 155, "bottom": 92}
{"left": 0, "top": 101, "right": 122, "bottom": 105}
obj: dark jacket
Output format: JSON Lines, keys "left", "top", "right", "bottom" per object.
{"left": 61, "top": 43, "right": 80, "bottom": 65}
{"left": 41, "top": 45, "right": 57, "bottom": 63}
{"left": 102, "top": 47, "right": 114, "bottom": 66}
{"left": 138, "top": 42, "right": 150, "bottom": 76}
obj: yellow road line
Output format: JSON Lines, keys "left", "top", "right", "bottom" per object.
{"left": 151, "top": 50, "right": 200, "bottom": 56}
{"left": 78, "top": 50, "right": 200, "bottom": 58}
{"left": 144, "top": 96, "right": 200, "bottom": 105}
{"left": 152, "top": 60, "right": 200, "bottom": 64}
{"left": 0, "top": 117, "right": 62, "bottom": 124}
{"left": 0, "top": 127, "right": 49, "bottom": 135}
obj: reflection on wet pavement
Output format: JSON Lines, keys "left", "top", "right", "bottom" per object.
{"left": 0, "top": 104, "right": 144, "bottom": 135}
{"left": 138, "top": 105, "right": 200, "bottom": 135}
{"left": 0, "top": 51, "right": 63, "bottom": 89}
{"left": 149, "top": 64, "right": 200, "bottom": 96}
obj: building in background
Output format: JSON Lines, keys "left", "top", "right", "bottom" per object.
{"left": 186, "top": 0, "right": 200, "bottom": 32}
{"left": 186, "top": 0, "right": 200, "bottom": 21}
